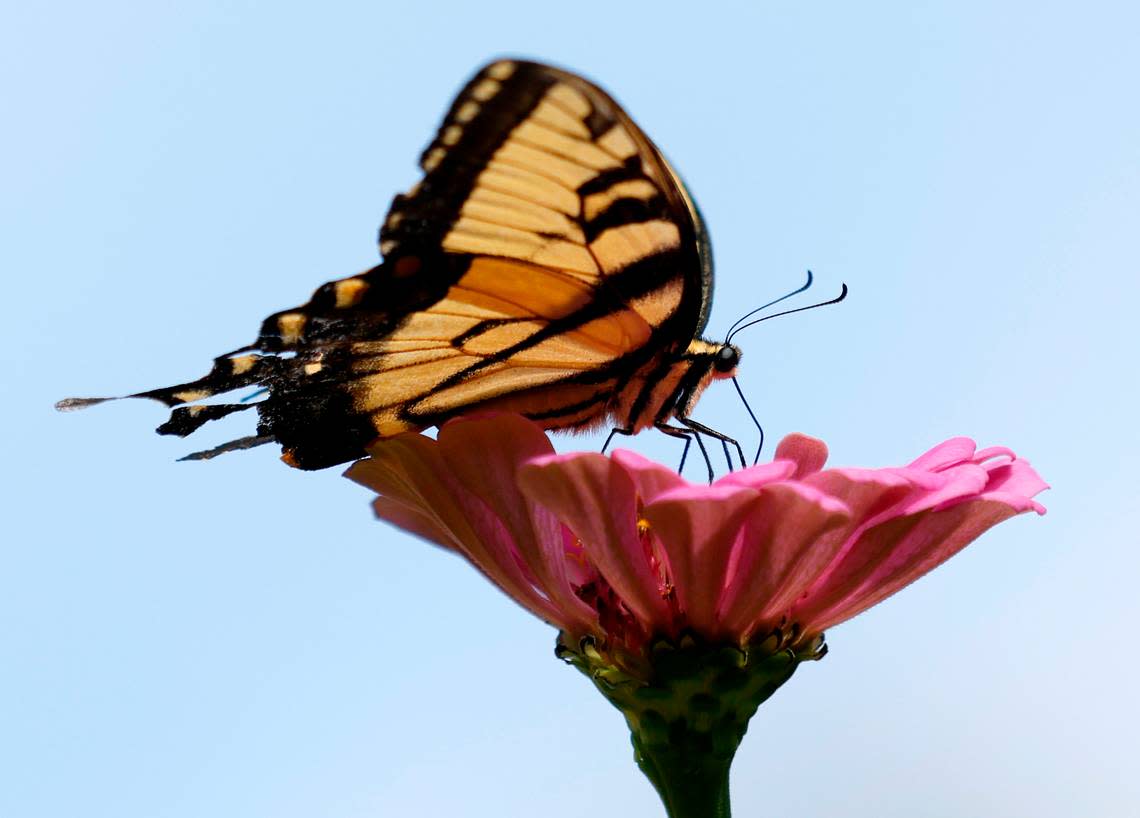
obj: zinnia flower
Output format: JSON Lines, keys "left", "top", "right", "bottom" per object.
{"left": 347, "top": 414, "right": 1046, "bottom": 818}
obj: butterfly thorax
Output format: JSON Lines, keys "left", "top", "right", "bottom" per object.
{"left": 612, "top": 338, "right": 740, "bottom": 432}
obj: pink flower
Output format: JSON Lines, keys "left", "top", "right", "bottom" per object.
{"left": 346, "top": 415, "right": 1046, "bottom": 659}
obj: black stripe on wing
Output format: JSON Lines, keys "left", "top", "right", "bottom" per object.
{"left": 380, "top": 63, "right": 562, "bottom": 256}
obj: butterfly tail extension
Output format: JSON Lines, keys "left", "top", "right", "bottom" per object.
{"left": 143, "top": 352, "right": 277, "bottom": 431}
{"left": 56, "top": 349, "right": 297, "bottom": 461}
{"left": 55, "top": 349, "right": 268, "bottom": 420}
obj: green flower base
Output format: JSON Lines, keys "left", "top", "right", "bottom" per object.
{"left": 558, "top": 631, "right": 826, "bottom": 818}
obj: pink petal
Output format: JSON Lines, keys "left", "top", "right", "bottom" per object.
{"left": 774, "top": 433, "right": 829, "bottom": 477}
{"left": 907, "top": 437, "right": 977, "bottom": 471}
{"left": 437, "top": 416, "right": 598, "bottom": 631}
{"left": 899, "top": 463, "right": 991, "bottom": 513}
{"left": 520, "top": 453, "right": 673, "bottom": 631}
{"left": 641, "top": 485, "right": 762, "bottom": 634}
{"left": 350, "top": 421, "right": 1048, "bottom": 652}
{"left": 784, "top": 467, "right": 918, "bottom": 608}
{"left": 714, "top": 483, "right": 850, "bottom": 638}
{"left": 347, "top": 435, "right": 570, "bottom": 628}
{"left": 368, "top": 496, "right": 456, "bottom": 550}
{"left": 713, "top": 460, "right": 798, "bottom": 491}
{"left": 610, "top": 449, "right": 686, "bottom": 502}
{"left": 980, "top": 458, "right": 1050, "bottom": 505}
{"left": 795, "top": 498, "right": 1023, "bottom": 633}
{"left": 973, "top": 445, "right": 1016, "bottom": 463}
{"left": 794, "top": 464, "right": 990, "bottom": 610}
{"left": 806, "top": 467, "right": 915, "bottom": 514}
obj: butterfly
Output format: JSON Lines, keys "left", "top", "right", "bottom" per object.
{"left": 61, "top": 59, "right": 803, "bottom": 475}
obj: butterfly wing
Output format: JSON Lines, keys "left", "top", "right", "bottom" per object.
{"left": 110, "top": 59, "right": 715, "bottom": 469}
{"left": 379, "top": 59, "right": 713, "bottom": 333}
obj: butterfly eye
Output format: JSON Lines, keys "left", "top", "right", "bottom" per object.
{"left": 714, "top": 345, "right": 739, "bottom": 373}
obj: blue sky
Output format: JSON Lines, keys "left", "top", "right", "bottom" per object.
{"left": 5, "top": 2, "right": 1139, "bottom": 816}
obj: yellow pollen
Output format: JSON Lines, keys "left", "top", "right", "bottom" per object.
{"left": 637, "top": 517, "right": 651, "bottom": 536}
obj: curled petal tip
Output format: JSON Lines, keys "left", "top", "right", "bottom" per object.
{"left": 908, "top": 437, "right": 978, "bottom": 471}
{"left": 774, "top": 433, "right": 829, "bottom": 477}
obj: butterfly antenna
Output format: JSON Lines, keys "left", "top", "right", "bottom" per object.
{"left": 731, "top": 376, "right": 765, "bottom": 464}
{"left": 724, "top": 270, "right": 814, "bottom": 342}
{"left": 727, "top": 283, "right": 848, "bottom": 343}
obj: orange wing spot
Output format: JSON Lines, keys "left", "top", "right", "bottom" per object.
{"left": 334, "top": 278, "right": 369, "bottom": 308}
{"left": 441, "top": 125, "right": 462, "bottom": 146}
{"left": 486, "top": 61, "right": 516, "bottom": 80}
{"left": 277, "top": 313, "right": 306, "bottom": 344}
{"left": 454, "top": 101, "right": 480, "bottom": 123}
{"left": 422, "top": 148, "right": 446, "bottom": 171}
{"left": 470, "top": 79, "right": 500, "bottom": 101}
{"left": 229, "top": 354, "right": 258, "bottom": 375}
{"left": 373, "top": 416, "right": 413, "bottom": 437}
{"left": 574, "top": 309, "right": 651, "bottom": 353}
{"left": 456, "top": 258, "right": 593, "bottom": 319}
{"left": 394, "top": 256, "right": 422, "bottom": 277}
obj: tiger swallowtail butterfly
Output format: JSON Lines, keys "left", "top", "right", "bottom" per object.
{"left": 59, "top": 59, "right": 753, "bottom": 472}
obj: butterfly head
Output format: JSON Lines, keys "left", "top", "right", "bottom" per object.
{"left": 670, "top": 338, "right": 737, "bottom": 402}
{"left": 713, "top": 343, "right": 741, "bottom": 376}
{"left": 683, "top": 339, "right": 741, "bottom": 378}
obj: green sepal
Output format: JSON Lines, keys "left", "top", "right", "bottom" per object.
{"left": 558, "top": 630, "right": 826, "bottom": 818}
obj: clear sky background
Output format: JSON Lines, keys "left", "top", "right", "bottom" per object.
{"left": 5, "top": 2, "right": 1138, "bottom": 816}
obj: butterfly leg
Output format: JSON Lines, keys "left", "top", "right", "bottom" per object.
{"left": 679, "top": 418, "right": 747, "bottom": 470}
{"left": 601, "top": 426, "right": 634, "bottom": 455}
{"left": 656, "top": 423, "right": 714, "bottom": 483}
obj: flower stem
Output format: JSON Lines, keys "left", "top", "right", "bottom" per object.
{"left": 632, "top": 727, "right": 734, "bottom": 818}
{"left": 558, "top": 632, "right": 826, "bottom": 818}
